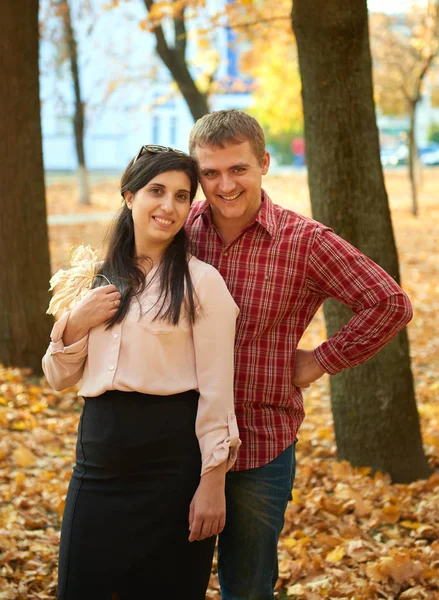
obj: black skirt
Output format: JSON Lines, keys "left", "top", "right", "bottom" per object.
{"left": 57, "top": 389, "right": 215, "bottom": 600}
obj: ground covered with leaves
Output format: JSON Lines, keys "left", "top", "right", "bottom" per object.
{"left": 1, "top": 170, "right": 438, "bottom": 599}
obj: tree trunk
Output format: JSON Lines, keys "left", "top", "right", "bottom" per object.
{"left": 0, "top": 1, "right": 53, "bottom": 375}
{"left": 60, "top": 0, "right": 90, "bottom": 205}
{"left": 407, "top": 101, "right": 420, "bottom": 216}
{"left": 143, "top": 0, "right": 209, "bottom": 122}
{"left": 77, "top": 164, "right": 90, "bottom": 206}
{"left": 292, "top": 0, "right": 430, "bottom": 482}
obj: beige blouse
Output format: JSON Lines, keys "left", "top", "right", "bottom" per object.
{"left": 42, "top": 256, "right": 241, "bottom": 476}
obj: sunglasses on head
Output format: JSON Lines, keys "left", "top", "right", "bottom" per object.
{"left": 132, "top": 144, "right": 190, "bottom": 165}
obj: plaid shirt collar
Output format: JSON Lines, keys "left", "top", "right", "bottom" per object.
{"left": 193, "top": 189, "right": 279, "bottom": 239}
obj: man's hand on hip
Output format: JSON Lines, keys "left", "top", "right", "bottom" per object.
{"left": 293, "top": 349, "right": 325, "bottom": 388}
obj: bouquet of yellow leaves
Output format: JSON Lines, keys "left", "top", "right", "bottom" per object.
{"left": 47, "top": 245, "right": 111, "bottom": 316}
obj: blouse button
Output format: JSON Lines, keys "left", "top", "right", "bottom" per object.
{"left": 113, "top": 333, "right": 119, "bottom": 339}
{"left": 223, "top": 252, "right": 228, "bottom": 257}
{"left": 109, "top": 365, "right": 115, "bottom": 371}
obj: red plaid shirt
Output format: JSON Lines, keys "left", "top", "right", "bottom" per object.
{"left": 186, "top": 191, "right": 413, "bottom": 471}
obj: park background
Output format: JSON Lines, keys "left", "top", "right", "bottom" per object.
{"left": 1, "top": 0, "right": 439, "bottom": 598}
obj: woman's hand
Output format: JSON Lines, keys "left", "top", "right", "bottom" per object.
{"left": 188, "top": 463, "right": 227, "bottom": 542}
{"left": 63, "top": 285, "right": 121, "bottom": 346}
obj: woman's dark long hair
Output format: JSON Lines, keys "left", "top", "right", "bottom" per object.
{"left": 93, "top": 150, "right": 199, "bottom": 328}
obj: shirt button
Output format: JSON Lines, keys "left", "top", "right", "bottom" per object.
{"left": 113, "top": 333, "right": 119, "bottom": 339}
{"left": 223, "top": 252, "right": 228, "bottom": 257}
{"left": 109, "top": 365, "right": 114, "bottom": 371}
{"left": 230, "top": 414, "right": 235, "bottom": 420}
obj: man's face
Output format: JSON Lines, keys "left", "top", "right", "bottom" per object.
{"left": 194, "top": 140, "right": 270, "bottom": 232}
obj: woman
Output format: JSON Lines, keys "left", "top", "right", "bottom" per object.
{"left": 42, "top": 145, "right": 240, "bottom": 600}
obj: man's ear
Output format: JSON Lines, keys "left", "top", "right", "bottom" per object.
{"left": 124, "top": 190, "right": 134, "bottom": 210}
{"left": 261, "top": 150, "right": 270, "bottom": 175}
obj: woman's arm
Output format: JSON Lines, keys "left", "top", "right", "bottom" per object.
{"left": 188, "top": 264, "right": 241, "bottom": 541}
{"left": 42, "top": 284, "right": 121, "bottom": 390}
{"left": 42, "top": 311, "right": 89, "bottom": 391}
{"left": 188, "top": 460, "right": 227, "bottom": 542}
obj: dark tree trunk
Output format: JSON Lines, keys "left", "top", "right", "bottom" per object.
{"left": 0, "top": 1, "right": 52, "bottom": 375}
{"left": 59, "top": 0, "right": 90, "bottom": 205}
{"left": 143, "top": 0, "right": 209, "bottom": 122}
{"left": 292, "top": 0, "right": 430, "bottom": 482}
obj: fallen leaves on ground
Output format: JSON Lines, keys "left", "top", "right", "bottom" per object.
{"left": 0, "top": 170, "right": 438, "bottom": 599}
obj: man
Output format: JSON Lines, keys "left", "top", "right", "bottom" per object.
{"left": 185, "top": 109, "right": 412, "bottom": 600}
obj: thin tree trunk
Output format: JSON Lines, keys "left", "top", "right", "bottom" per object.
{"left": 143, "top": 0, "right": 209, "bottom": 121}
{"left": 77, "top": 164, "right": 90, "bottom": 206}
{"left": 0, "top": 1, "right": 52, "bottom": 374}
{"left": 407, "top": 102, "right": 419, "bottom": 216}
{"left": 292, "top": 0, "right": 430, "bottom": 482}
{"left": 60, "top": 0, "right": 91, "bottom": 205}
{"left": 404, "top": 2, "right": 439, "bottom": 216}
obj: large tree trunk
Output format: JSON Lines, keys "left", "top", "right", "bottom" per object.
{"left": 292, "top": 0, "right": 430, "bottom": 482}
{"left": 60, "top": 0, "right": 90, "bottom": 205}
{"left": 143, "top": 0, "right": 209, "bottom": 122}
{"left": 0, "top": 1, "right": 52, "bottom": 374}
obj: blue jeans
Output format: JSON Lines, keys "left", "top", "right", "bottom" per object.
{"left": 218, "top": 443, "right": 296, "bottom": 600}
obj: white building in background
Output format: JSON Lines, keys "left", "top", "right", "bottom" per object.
{"left": 39, "top": 0, "right": 252, "bottom": 172}
{"left": 39, "top": 1, "right": 438, "bottom": 172}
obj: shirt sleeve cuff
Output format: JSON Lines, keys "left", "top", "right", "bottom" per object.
{"left": 313, "top": 341, "right": 354, "bottom": 376}
{"left": 200, "top": 412, "right": 242, "bottom": 476}
{"left": 49, "top": 312, "right": 88, "bottom": 355}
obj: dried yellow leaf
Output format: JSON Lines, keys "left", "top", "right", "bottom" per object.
{"left": 14, "top": 472, "right": 26, "bottom": 493}
{"left": 46, "top": 245, "right": 111, "bottom": 315}
{"left": 291, "top": 489, "right": 301, "bottom": 503}
{"left": 381, "top": 505, "right": 400, "bottom": 524}
{"left": 13, "top": 446, "right": 37, "bottom": 467}
{"left": 325, "top": 545, "right": 345, "bottom": 562}
{"left": 400, "top": 520, "right": 423, "bottom": 530}
{"left": 30, "top": 402, "right": 48, "bottom": 414}
{"left": 11, "top": 420, "right": 28, "bottom": 431}
{"left": 286, "top": 583, "right": 306, "bottom": 596}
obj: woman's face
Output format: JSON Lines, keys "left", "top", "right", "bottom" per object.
{"left": 125, "top": 170, "right": 192, "bottom": 253}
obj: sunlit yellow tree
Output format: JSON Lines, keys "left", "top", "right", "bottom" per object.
{"left": 232, "top": 0, "right": 303, "bottom": 163}
{"left": 108, "top": 0, "right": 301, "bottom": 128}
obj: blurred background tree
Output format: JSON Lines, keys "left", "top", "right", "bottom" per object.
{"left": 237, "top": 0, "right": 304, "bottom": 164}
{"left": 429, "top": 120, "right": 439, "bottom": 141}
{"left": 141, "top": 0, "right": 211, "bottom": 120}
{"left": 40, "top": 0, "right": 93, "bottom": 205}
{"left": 370, "top": 1, "right": 439, "bottom": 216}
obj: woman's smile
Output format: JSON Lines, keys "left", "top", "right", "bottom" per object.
{"left": 125, "top": 170, "right": 192, "bottom": 257}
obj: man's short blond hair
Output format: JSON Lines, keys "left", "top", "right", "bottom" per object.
{"left": 189, "top": 109, "right": 266, "bottom": 163}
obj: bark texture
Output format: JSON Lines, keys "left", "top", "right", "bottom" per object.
{"left": 0, "top": 2, "right": 52, "bottom": 374}
{"left": 292, "top": 0, "right": 430, "bottom": 482}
